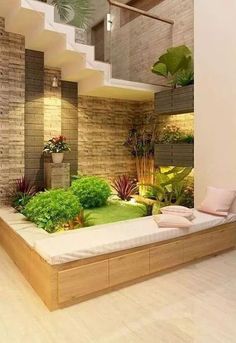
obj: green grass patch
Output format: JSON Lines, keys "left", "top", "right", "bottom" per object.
{"left": 84, "top": 200, "right": 147, "bottom": 226}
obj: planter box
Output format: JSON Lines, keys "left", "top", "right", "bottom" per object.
{"left": 155, "top": 144, "right": 194, "bottom": 167}
{"left": 155, "top": 84, "right": 194, "bottom": 115}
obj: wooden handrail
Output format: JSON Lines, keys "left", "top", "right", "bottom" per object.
{"left": 107, "top": 0, "right": 174, "bottom": 25}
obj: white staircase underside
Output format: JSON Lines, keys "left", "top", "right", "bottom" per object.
{"left": 0, "top": 0, "right": 161, "bottom": 101}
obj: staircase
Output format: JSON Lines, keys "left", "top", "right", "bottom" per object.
{"left": 0, "top": 0, "right": 161, "bottom": 100}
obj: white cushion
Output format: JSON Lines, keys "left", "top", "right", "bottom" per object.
{"left": 153, "top": 214, "right": 192, "bottom": 228}
{"left": 161, "top": 205, "right": 194, "bottom": 220}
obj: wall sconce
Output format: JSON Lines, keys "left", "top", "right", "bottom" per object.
{"left": 107, "top": 13, "right": 112, "bottom": 32}
{"left": 52, "top": 76, "right": 59, "bottom": 88}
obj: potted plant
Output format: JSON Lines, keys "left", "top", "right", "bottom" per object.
{"left": 43, "top": 135, "right": 71, "bottom": 163}
{"left": 152, "top": 45, "right": 194, "bottom": 114}
{"left": 155, "top": 125, "right": 194, "bottom": 167}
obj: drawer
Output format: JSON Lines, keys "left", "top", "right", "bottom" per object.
{"left": 58, "top": 260, "right": 109, "bottom": 303}
{"left": 150, "top": 240, "right": 184, "bottom": 273}
{"left": 109, "top": 249, "right": 149, "bottom": 287}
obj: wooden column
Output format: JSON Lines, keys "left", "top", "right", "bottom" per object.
{"left": 61, "top": 81, "right": 78, "bottom": 176}
{"left": 25, "top": 50, "right": 44, "bottom": 187}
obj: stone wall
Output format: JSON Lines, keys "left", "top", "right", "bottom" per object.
{"left": 0, "top": 18, "right": 25, "bottom": 205}
{"left": 77, "top": 96, "right": 153, "bottom": 178}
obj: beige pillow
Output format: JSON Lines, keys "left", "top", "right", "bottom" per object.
{"left": 198, "top": 186, "right": 236, "bottom": 216}
{"left": 153, "top": 214, "right": 192, "bottom": 229}
{"left": 161, "top": 205, "right": 194, "bottom": 220}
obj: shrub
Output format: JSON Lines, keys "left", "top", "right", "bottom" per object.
{"left": 71, "top": 176, "right": 111, "bottom": 209}
{"left": 112, "top": 175, "right": 137, "bottom": 201}
{"left": 9, "top": 177, "right": 38, "bottom": 212}
{"left": 23, "top": 189, "right": 82, "bottom": 233}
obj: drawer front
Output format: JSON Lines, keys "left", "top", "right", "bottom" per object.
{"left": 109, "top": 249, "right": 149, "bottom": 287}
{"left": 150, "top": 240, "right": 184, "bottom": 273}
{"left": 58, "top": 260, "right": 109, "bottom": 303}
{"left": 184, "top": 227, "right": 236, "bottom": 263}
{"left": 183, "top": 232, "right": 214, "bottom": 262}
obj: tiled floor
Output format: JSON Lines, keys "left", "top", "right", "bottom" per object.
{"left": 0, "top": 245, "right": 236, "bottom": 343}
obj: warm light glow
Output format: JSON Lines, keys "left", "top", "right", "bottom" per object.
{"left": 52, "top": 76, "right": 59, "bottom": 88}
{"left": 107, "top": 13, "right": 112, "bottom": 31}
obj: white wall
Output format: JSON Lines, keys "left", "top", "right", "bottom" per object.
{"left": 194, "top": 0, "right": 236, "bottom": 205}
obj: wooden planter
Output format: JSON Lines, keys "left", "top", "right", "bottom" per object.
{"left": 155, "top": 143, "right": 194, "bottom": 167}
{"left": 155, "top": 84, "right": 194, "bottom": 115}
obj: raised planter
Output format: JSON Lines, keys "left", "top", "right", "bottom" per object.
{"left": 155, "top": 143, "right": 194, "bottom": 167}
{"left": 155, "top": 84, "right": 194, "bottom": 115}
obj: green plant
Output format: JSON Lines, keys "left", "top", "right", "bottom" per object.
{"left": 9, "top": 177, "right": 38, "bottom": 212}
{"left": 145, "top": 167, "right": 193, "bottom": 211}
{"left": 152, "top": 45, "right": 194, "bottom": 87}
{"left": 158, "top": 125, "right": 194, "bottom": 144}
{"left": 51, "top": 0, "right": 93, "bottom": 28}
{"left": 112, "top": 175, "right": 138, "bottom": 201}
{"left": 23, "top": 189, "right": 82, "bottom": 233}
{"left": 71, "top": 176, "right": 111, "bottom": 209}
{"left": 180, "top": 185, "right": 194, "bottom": 208}
{"left": 62, "top": 209, "right": 93, "bottom": 229}
{"left": 43, "top": 135, "right": 71, "bottom": 154}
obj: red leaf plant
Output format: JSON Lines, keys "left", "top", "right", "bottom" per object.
{"left": 112, "top": 175, "right": 138, "bottom": 201}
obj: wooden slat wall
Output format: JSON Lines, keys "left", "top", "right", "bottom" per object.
{"left": 155, "top": 144, "right": 194, "bottom": 167}
{"left": 155, "top": 85, "right": 194, "bottom": 115}
{"left": 25, "top": 49, "right": 44, "bottom": 187}
{"left": 61, "top": 81, "right": 78, "bottom": 176}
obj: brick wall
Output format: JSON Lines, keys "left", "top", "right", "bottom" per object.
{"left": 77, "top": 96, "right": 151, "bottom": 179}
{"left": 0, "top": 18, "right": 25, "bottom": 204}
{"left": 110, "top": 0, "right": 194, "bottom": 84}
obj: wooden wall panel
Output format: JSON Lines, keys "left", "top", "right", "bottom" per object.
{"left": 25, "top": 49, "right": 44, "bottom": 187}
{"left": 61, "top": 81, "right": 78, "bottom": 176}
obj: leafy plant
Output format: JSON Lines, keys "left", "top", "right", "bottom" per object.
{"left": 43, "top": 135, "right": 71, "bottom": 154}
{"left": 61, "top": 209, "right": 93, "bottom": 230}
{"left": 50, "top": 0, "right": 93, "bottom": 28}
{"left": 9, "top": 177, "right": 38, "bottom": 212}
{"left": 180, "top": 185, "right": 194, "bottom": 208}
{"left": 71, "top": 176, "right": 111, "bottom": 209}
{"left": 158, "top": 125, "right": 194, "bottom": 144}
{"left": 152, "top": 45, "right": 194, "bottom": 87}
{"left": 112, "top": 175, "right": 138, "bottom": 201}
{"left": 145, "top": 167, "right": 193, "bottom": 211}
{"left": 23, "top": 189, "right": 82, "bottom": 233}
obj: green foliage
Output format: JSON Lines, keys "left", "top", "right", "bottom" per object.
{"left": 51, "top": 0, "right": 93, "bottom": 28}
{"left": 152, "top": 45, "right": 194, "bottom": 87}
{"left": 71, "top": 176, "right": 111, "bottom": 209}
{"left": 158, "top": 125, "right": 194, "bottom": 144}
{"left": 145, "top": 167, "right": 193, "bottom": 209}
{"left": 23, "top": 189, "right": 82, "bottom": 233}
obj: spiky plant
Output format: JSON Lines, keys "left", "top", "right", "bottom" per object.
{"left": 112, "top": 175, "right": 138, "bottom": 201}
{"left": 9, "top": 177, "right": 38, "bottom": 212}
{"left": 51, "top": 0, "right": 93, "bottom": 28}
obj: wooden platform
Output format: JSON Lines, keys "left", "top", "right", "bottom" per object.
{"left": 0, "top": 216, "right": 235, "bottom": 311}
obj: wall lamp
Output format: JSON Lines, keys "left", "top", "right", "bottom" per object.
{"left": 107, "top": 13, "right": 112, "bottom": 31}
{"left": 52, "top": 76, "right": 59, "bottom": 88}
